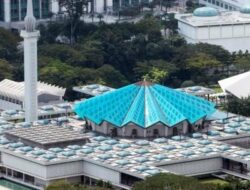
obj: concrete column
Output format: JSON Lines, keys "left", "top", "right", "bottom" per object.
{"left": 4, "top": 0, "right": 11, "bottom": 22}
{"left": 18, "top": 0, "right": 21, "bottom": 21}
{"left": 39, "top": 0, "right": 42, "bottom": 19}
{"left": 119, "top": 0, "right": 122, "bottom": 8}
{"left": 143, "top": 129, "right": 147, "bottom": 138}
{"left": 92, "top": 122, "right": 96, "bottom": 131}
{"left": 21, "top": 31, "right": 40, "bottom": 123}
{"left": 164, "top": 127, "right": 168, "bottom": 136}
{"left": 182, "top": 123, "right": 188, "bottom": 134}
{"left": 122, "top": 127, "right": 126, "bottom": 137}
{"left": 89, "top": 178, "right": 92, "bottom": 185}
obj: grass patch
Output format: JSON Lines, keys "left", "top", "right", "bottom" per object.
{"left": 200, "top": 178, "right": 229, "bottom": 186}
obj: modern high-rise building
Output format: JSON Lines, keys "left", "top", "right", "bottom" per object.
{"left": 198, "top": 0, "right": 248, "bottom": 11}
{"left": 0, "top": 0, "right": 53, "bottom": 29}
{"left": 89, "top": 0, "right": 153, "bottom": 13}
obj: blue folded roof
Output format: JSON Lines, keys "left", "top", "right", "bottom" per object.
{"left": 74, "top": 81, "right": 215, "bottom": 128}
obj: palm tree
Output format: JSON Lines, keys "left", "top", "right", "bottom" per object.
{"left": 97, "top": 13, "right": 104, "bottom": 23}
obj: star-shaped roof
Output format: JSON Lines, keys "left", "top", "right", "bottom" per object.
{"left": 74, "top": 81, "right": 215, "bottom": 128}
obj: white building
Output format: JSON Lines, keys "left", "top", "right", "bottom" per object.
{"left": 0, "top": 79, "right": 66, "bottom": 110}
{"left": 199, "top": 0, "right": 248, "bottom": 11}
{"left": 175, "top": 6, "right": 250, "bottom": 52}
{"left": 219, "top": 71, "right": 250, "bottom": 98}
{"left": 0, "top": 0, "right": 58, "bottom": 30}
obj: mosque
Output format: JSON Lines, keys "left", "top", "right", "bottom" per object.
{"left": 74, "top": 81, "right": 215, "bottom": 138}
{"left": 175, "top": 5, "right": 250, "bottom": 52}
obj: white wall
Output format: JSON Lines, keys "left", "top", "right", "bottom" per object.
{"left": 1, "top": 152, "right": 47, "bottom": 179}
{"left": 178, "top": 21, "right": 250, "bottom": 52}
{"left": 159, "top": 157, "right": 223, "bottom": 175}
{"left": 4, "top": 0, "right": 11, "bottom": 22}
{"left": 0, "top": 99, "right": 22, "bottom": 110}
{"left": 83, "top": 161, "right": 120, "bottom": 184}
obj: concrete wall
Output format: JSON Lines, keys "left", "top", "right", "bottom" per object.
{"left": 158, "top": 157, "right": 223, "bottom": 176}
{"left": 0, "top": 99, "right": 22, "bottom": 110}
{"left": 83, "top": 161, "right": 120, "bottom": 184}
{"left": 1, "top": 152, "right": 47, "bottom": 179}
{"left": 89, "top": 120, "right": 191, "bottom": 138}
{"left": 178, "top": 21, "right": 250, "bottom": 52}
{"left": 46, "top": 161, "right": 84, "bottom": 179}
{"left": 198, "top": 0, "right": 241, "bottom": 10}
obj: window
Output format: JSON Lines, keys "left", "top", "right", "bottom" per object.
{"left": 131, "top": 0, "right": 139, "bottom": 6}
{"left": 41, "top": 0, "right": 50, "bottom": 18}
{"left": 153, "top": 129, "right": 159, "bottom": 136}
{"left": 216, "top": 1, "right": 219, "bottom": 6}
{"left": 212, "top": 0, "right": 215, "bottom": 4}
{"left": 132, "top": 129, "right": 137, "bottom": 137}
{"left": 220, "top": 3, "right": 223, "bottom": 7}
{"left": 122, "top": 0, "right": 130, "bottom": 7}
{"left": 0, "top": 1, "right": 4, "bottom": 21}
{"left": 11, "top": 0, "right": 19, "bottom": 21}
{"left": 225, "top": 4, "right": 228, "bottom": 9}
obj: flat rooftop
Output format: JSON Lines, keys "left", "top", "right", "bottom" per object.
{"left": 176, "top": 11, "right": 250, "bottom": 27}
{"left": 5, "top": 126, "right": 89, "bottom": 149}
{"left": 176, "top": 86, "right": 215, "bottom": 96}
{"left": 73, "top": 84, "right": 114, "bottom": 96}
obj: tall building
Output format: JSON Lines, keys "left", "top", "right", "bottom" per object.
{"left": 198, "top": 0, "right": 248, "bottom": 11}
{"left": 0, "top": 0, "right": 52, "bottom": 29}
{"left": 175, "top": 6, "right": 250, "bottom": 52}
{"left": 89, "top": 0, "right": 153, "bottom": 13}
{"left": 20, "top": 0, "right": 39, "bottom": 122}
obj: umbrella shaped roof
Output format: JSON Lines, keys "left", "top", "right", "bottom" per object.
{"left": 74, "top": 81, "right": 215, "bottom": 128}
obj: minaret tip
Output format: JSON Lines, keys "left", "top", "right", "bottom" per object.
{"left": 24, "top": 0, "right": 36, "bottom": 32}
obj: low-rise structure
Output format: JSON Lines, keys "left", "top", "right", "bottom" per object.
{"left": 219, "top": 71, "right": 250, "bottom": 99}
{"left": 0, "top": 79, "right": 66, "bottom": 110}
{"left": 176, "top": 6, "right": 250, "bottom": 52}
{"left": 198, "top": 0, "right": 248, "bottom": 11}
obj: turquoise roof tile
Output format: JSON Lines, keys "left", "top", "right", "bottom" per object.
{"left": 74, "top": 81, "right": 215, "bottom": 128}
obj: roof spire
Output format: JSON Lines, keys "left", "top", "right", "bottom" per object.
{"left": 24, "top": 0, "right": 36, "bottom": 32}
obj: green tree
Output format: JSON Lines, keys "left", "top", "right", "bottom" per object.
{"left": 57, "top": 0, "right": 91, "bottom": 44}
{"left": 234, "top": 56, "right": 250, "bottom": 72}
{"left": 186, "top": 53, "right": 221, "bottom": 70}
{"left": 0, "top": 28, "right": 20, "bottom": 60}
{"left": 46, "top": 180, "right": 76, "bottom": 190}
{"left": 132, "top": 173, "right": 217, "bottom": 190}
{"left": 143, "top": 67, "right": 168, "bottom": 84}
{"left": 0, "top": 59, "right": 12, "bottom": 80}
{"left": 97, "top": 64, "right": 128, "bottom": 87}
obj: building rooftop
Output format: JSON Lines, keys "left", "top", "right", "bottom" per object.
{"left": 175, "top": 10, "right": 250, "bottom": 27}
{"left": 5, "top": 125, "right": 89, "bottom": 149}
{"left": 219, "top": 71, "right": 250, "bottom": 98}
{"left": 74, "top": 81, "right": 215, "bottom": 128}
{"left": 73, "top": 84, "right": 114, "bottom": 96}
{"left": 0, "top": 114, "right": 249, "bottom": 179}
{"left": 0, "top": 79, "right": 66, "bottom": 101}
{"left": 0, "top": 102, "right": 73, "bottom": 121}
{"left": 193, "top": 7, "right": 219, "bottom": 17}
{"left": 177, "top": 86, "right": 215, "bottom": 96}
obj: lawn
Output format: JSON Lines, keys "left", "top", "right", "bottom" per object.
{"left": 200, "top": 178, "right": 230, "bottom": 186}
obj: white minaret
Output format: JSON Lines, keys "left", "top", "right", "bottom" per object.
{"left": 20, "top": 0, "right": 40, "bottom": 123}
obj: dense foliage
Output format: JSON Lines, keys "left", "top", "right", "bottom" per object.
{"left": 45, "top": 180, "right": 111, "bottom": 190}
{"left": 132, "top": 173, "right": 250, "bottom": 190}
{"left": 0, "top": 14, "right": 249, "bottom": 100}
{"left": 226, "top": 97, "right": 250, "bottom": 117}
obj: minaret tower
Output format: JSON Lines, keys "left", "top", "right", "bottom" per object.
{"left": 20, "top": 0, "right": 40, "bottom": 122}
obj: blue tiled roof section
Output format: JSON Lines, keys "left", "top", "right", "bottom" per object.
{"left": 74, "top": 82, "right": 215, "bottom": 128}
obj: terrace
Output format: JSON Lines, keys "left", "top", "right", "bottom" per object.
{"left": 1, "top": 116, "right": 250, "bottom": 180}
